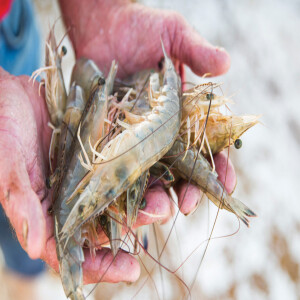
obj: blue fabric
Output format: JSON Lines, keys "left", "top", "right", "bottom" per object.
{"left": 0, "top": 207, "right": 45, "bottom": 276}
{"left": 0, "top": 0, "right": 45, "bottom": 276}
{"left": 0, "top": 0, "right": 40, "bottom": 75}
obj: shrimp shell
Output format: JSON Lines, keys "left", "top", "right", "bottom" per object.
{"left": 163, "top": 140, "right": 256, "bottom": 226}
{"left": 60, "top": 42, "right": 182, "bottom": 237}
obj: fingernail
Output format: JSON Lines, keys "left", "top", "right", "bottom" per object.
{"left": 184, "top": 200, "right": 199, "bottom": 216}
{"left": 22, "top": 219, "right": 28, "bottom": 249}
{"left": 216, "top": 46, "right": 226, "bottom": 52}
{"left": 184, "top": 192, "right": 204, "bottom": 216}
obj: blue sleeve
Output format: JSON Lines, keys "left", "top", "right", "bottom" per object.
{"left": 0, "top": 0, "right": 45, "bottom": 277}
{"left": 0, "top": 0, "right": 41, "bottom": 76}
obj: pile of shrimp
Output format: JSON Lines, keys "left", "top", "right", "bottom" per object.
{"left": 31, "top": 29, "right": 259, "bottom": 300}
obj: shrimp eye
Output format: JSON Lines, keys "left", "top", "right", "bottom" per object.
{"left": 100, "top": 215, "right": 107, "bottom": 227}
{"left": 98, "top": 77, "right": 106, "bottom": 86}
{"left": 45, "top": 177, "right": 51, "bottom": 189}
{"left": 206, "top": 93, "right": 214, "bottom": 101}
{"left": 61, "top": 46, "right": 67, "bottom": 56}
{"left": 234, "top": 139, "right": 242, "bottom": 149}
{"left": 158, "top": 57, "right": 164, "bottom": 71}
{"left": 130, "top": 189, "right": 136, "bottom": 200}
{"left": 78, "top": 204, "right": 85, "bottom": 214}
{"left": 139, "top": 198, "right": 146, "bottom": 210}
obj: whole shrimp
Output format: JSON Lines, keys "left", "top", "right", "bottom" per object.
{"left": 163, "top": 139, "right": 256, "bottom": 226}
{"left": 60, "top": 42, "right": 182, "bottom": 239}
{"left": 30, "top": 27, "right": 67, "bottom": 172}
{"left": 53, "top": 84, "right": 86, "bottom": 300}
{"left": 53, "top": 60, "right": 115, "bottom": 300}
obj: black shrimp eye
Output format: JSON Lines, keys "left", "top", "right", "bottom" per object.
{"left": 61, "top": 45, "right": 67, "bottom": 56}
{"left": 206, "top": 93, "right": 214, "bottom": 101}
{"left": 234, "top": 139, "right": 242, "bottom": 149}
{"left": 45, "top": 177, "right": 51, "bottom": 189}
{"left": 98, "top": 77, "right": 106, "bottom": 86}
{"left": 130, "top": 189, "right": 136, "bottom": 200}
{"left": 158, "top": 57, "right": 164, "bottom": 70}
{"left": 78, "top": 204, "right": 85, "bottom": 214}
{"left": 100, "top": 215, "right": 107, "bottom": 226}
{"left": 139, "top": 198, "right": 146, "bottom": 210}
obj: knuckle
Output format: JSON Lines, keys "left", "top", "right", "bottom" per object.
{"left": 162, "top": 11, "right": 187, "bottom": 57}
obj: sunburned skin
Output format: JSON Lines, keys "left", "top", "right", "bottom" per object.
{"left": 0, "top": 0, "right": 234, "bottom": 290}
{"left": 59, "top": 0, "right": 230, "bottom": 78}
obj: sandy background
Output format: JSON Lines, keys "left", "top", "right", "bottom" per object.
{"left": 1, "top": 0, "right": 299, "bottom": 299}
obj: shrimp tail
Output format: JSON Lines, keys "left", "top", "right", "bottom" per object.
{"left": 69, "top": 291, "right": 85, "bottom": 300}
{"left": 227, "top": 197, "right": 257, "bottom": 227}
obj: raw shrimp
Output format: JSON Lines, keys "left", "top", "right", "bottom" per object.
{"left": 163, "top": 139, "right": 256, "bottom": 226}
{"left": 30, "top": 27, "right": 67, "bottom": 172}
{"left": 180, "top": 112, "right": 260, "bottom": 156}
{"left": 114, "top": 74, "right": 259, "bottom": 157}
{"left": 30, "top": 27, "right": 67, "bottom": 125}
{"left": 60, "top": 42, "right": 182, "bottom": 239}
{"left": 53, "top": 62, "right": 116, "bottom": 300}
{"left": 70, "top": 57, "right": 105, "bottom": 102}
{"left": 126, "top": 170, "right": 149, "bottom": 228}
{"left": 53, "top": 84, "right": 87, "bottom": 300}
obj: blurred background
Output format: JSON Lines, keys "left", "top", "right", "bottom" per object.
{"left": 1, "top": 0, "right": 299, "bottom": 299}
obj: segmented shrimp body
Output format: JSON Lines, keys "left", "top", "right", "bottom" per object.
{"left": 163, "top": 140, "right": 256, "bottom": 226}
{"left": 53, "top": 61, "right": 116, "bottom": 300}
{"left": 53, "top": 84, "right": 87, "bottom": 300}
{"left": 61, "top": 44, "right": 182, "bottom": 237}
{"left": 30, "top": 28, "right": 67, "bottom": 172}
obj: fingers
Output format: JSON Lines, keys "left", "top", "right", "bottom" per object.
{"left": 213, "top": 151, "right": 236, "bottom": 194}
{"left": 83, "top": 248, "right": 140, "bottom": 284}
{"left": 0, "top": 181, "right": 45, "bottom": 260}
{"left": 42, "top": 235, "right": 140, "bottom": 284}
{"left": 174, "top": 150, "right": 237, "bottom": 216}
{"left": 174, "top": 181, "right": 204, "bottom": 215}
{"left": 165, "top": 12, "right": 230, "bottom": 77}
{"left": 134, "top": 183, "right": 172, "bottom": 227}
{"left": 0, "top": 137, "right": 45, "bottom": 259}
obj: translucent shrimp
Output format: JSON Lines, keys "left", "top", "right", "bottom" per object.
{"left": 53, "top": 84, "right": 87, "bottom": 300}
{"left": 70, "top": 57, "right": 105, "bottom": 102}
{"left": 31, "top": 27, "right": 67, "bottom": 125}
{"left": 60, "top": 42, "right": 182, "bottom": 238}
{"left": 30, "top": 27, "right": 67, "bottom": 172}
{"left": 163, "top": 140, "right": 256, "bottom": 226}
{"left": 180, "top": 112, "right": 260, "bottom": 156}
{"left": 53, "top": 62, "right": 116, "bottom": 300}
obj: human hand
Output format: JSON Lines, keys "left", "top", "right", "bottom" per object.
{"left": 0, "top": 0, "right": 234, "bottom": 285}
{"left": 0, "top": 67, "right": 232, "bottom": 285}
{"left": 59, "top": 0, "right": 230, "bottom": 78}
{"left": 0, "top": 68, "right": 139, "bottom": 284}
{"left": 59, "top": 0, "right": 235, "bottom": 212}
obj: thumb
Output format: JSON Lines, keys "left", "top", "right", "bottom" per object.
{"left": 165, "top": 12, "right": 230, "bottom": 76}
{"left": 0, "top": 140, "right": 46, "bottom": 259}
